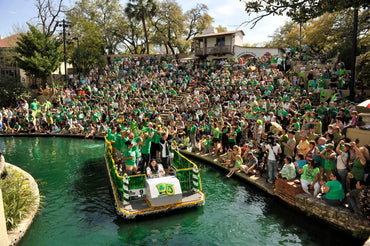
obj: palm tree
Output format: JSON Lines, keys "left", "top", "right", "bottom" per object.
{"left": 125, "top": 0, "right": 157, "bottom": 54}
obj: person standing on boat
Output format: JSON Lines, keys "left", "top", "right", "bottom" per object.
{"left": 140, "top": 131, "right": 153, "bottom": 174}
{"left": 159, "top": 131, "right": 171, "bottom": 175}
{"left": 122, "top": 140, "right": 137, "bottom": 175}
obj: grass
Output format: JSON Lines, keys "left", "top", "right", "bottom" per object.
{"left": 0, "top": 167, "right": 39, "bottom": 230}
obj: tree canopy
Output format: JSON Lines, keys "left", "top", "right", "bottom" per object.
{"left": 14, "top": 24, "right": 63, "bottom": 86}
{"left": 242, "top": 0, "right": 369, "bottom": 27}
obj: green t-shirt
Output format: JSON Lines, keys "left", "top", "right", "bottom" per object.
{"left": 213, "top": 128, "right": 220, "bottom": 139}
{"left": 190, "top": 125, "right": 197, "bottom": 135}
{"left": 301, "top": 165, "right": 320, "bottom": 182}
{"left": 30, "top": 102, "right": 37, "bottom": 110}
{"left": 324, "top": 152, "right": 335, "bottom": 170}
{"left": 141, "top": 137, "right": 152, "bottom": 155}
{"left": 326, "top": 180, "right": 345, "bottom": 200}
{"left": 123, "top": 148, "right": 135, "bottom": 166}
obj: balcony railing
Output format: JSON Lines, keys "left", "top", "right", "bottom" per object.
{"left": 194, "top": 45, "right": 233, "bottom": 56}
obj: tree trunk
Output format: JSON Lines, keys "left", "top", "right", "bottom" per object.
{"left": 141, "top": 15, "right": 149, "bottom": 54}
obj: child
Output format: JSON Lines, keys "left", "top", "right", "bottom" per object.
{"left": 226, "top": 146, "right": 242, "bottom": 178}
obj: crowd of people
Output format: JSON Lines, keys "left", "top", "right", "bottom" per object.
{"left": 0, "top": 54, "right": 369, "bottom": 216}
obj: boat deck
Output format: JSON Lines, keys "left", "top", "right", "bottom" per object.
{"left": 119, "top": 191, "right": 204, "bottom": 212}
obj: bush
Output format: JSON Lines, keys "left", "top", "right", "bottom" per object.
{"left": 359, "top": 186, "right": 370, "bottom": 225}
{"left": 0, "top": 167, "right": 38, "bottom": 230}
{"left": 0, "top": 75, "right": 30, "bottom": 107}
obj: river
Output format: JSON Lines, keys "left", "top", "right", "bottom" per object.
{"left": 0, "top": 137, "right": 362, "bottom": 245}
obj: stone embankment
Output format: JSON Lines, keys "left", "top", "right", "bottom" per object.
{"left": 181, "top": 150, "right": 370, "bottom": 239}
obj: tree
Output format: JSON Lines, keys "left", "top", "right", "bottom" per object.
{"left": 67, "top": 0, "right": 122, "bottom": 55}
{"left": 114, "top": 17, "right": 146, "bottom": 54}
{"left": 152, "top": 0, "right": 185, "bottom": 54}
{"left": 242, "top": 0, "right": 369, "bottom": 100}
{"left": 35, "top": 0, "right": 64, "bottom": 36}
{"left": 266, "top": 21, "right": 300, "bottom": 48}
{"left": 242, "top": 0, "right": 369, "bottom": 28}
{"left": 184, "top": 4, "right": 213, "bottom": 41}
{"left": 14, "top": 25, "right": 63, "bottom": 88}
{"left": 125, "top": 0, "right": 157, "bottom": 54}
{"left": 215, "top": 25, "right": 227, "bottom": 33}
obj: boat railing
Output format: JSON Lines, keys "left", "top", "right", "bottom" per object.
{"left": 104, "top": 137, "right": 202, "bottom": 203}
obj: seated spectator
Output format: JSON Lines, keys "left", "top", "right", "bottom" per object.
{"left": 320, "top": 170, "right": 345, "bottom": 206}
{"left": 279, "top": 156, "right": 296, "bottom": 180}
{"left": 341, "top": 111, "right": 358, "bottom": 138}
{"left": 346, "top": 180, "right": 366, "bottom": 214}
{"left": 226, "top": 146, "right": 243, "bottom": 178}
{"left": 295, "top": 159, "right": 320, "bottom": 197}
{"left": 146, "top": 159, "right": 165, "bottom": 178}
{"left": 241, "top": 151, "right": 258, "bottom": 175}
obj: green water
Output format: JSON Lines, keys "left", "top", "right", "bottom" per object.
{"left": 0, "top": 137, "right": 363, "bottom": 246}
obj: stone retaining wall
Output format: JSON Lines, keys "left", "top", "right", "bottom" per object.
{"left": 180, "top": 150, "right": 370, "bottom": 240}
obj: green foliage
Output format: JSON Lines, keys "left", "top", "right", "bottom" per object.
{"left": 215, "top": 25, "right": 228, "bottom": 33}
{"left": 0, "top": 75, "right": 29, "bottom": 107}
{"left": 14, "top": 24, "right": 63, "bottom": 85}
{"left": 242, "top": 0, "right": 369, "bottom": 28}
{"left": 125, "top": 0, "right": 157, "bottom": 54}
{"left": 152, "top": 0, "right": 185, "bottom": 55}
{"left": 0, "top": 168, "right": 38, "bottom": 230}
{"left": 185, "top": 4, "right": 213, "bottom": 40}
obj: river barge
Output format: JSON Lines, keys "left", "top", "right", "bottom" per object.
{"left": 104, "top": 137, "right": 205, "bottom": 219}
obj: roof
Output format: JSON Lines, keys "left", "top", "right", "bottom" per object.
{"left": 0, "top": 34, "right": 21, "bottom": 48}
{"left": 194, "top": 30, "right": 245, "bottom": 39}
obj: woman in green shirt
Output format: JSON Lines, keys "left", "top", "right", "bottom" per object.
{"left": 320, "top": 170, "right": 345, "bottom": 206}
{"left": 349, "top": 143, "right": 369, "bottom": 190}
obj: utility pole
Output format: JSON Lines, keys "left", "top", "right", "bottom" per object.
{"left": 72, "top": 37, "right": 81, "bottom": 83}
{"left": 56, "top": 19, "right": 72, "bottom": 88}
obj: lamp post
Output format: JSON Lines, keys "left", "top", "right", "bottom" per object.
{"left": 72, "top": 37, "right": 81, "bottom": 83}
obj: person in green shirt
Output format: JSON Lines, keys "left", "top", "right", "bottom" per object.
{"left": 189, "top": 121, "right": 197, "bottom": 152}
{"left": 141, "top": 131, "right": 153, "bottom": 173}
{"left": 295, "top": 159, "right": 320, "bottom": 197}
{"left": 319, "top": 143, "right": 337, "bottom": 181}
{"left": 212, "top": 123, "right": 221, "bottom": 155}
{"left": 320, "top": 170, "right": 345, "bottom": 206}
{"left": 122, "top": 140, "right": 137, "bottom": 175}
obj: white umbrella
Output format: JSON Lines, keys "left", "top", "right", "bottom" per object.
{"left": 357, "top": 99, "right": 370, "bottom": 108}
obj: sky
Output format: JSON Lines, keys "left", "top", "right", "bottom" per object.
{"left": 0, "top": 0, "right": 289, "bottom": 46}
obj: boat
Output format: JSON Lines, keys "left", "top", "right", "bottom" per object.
{"left": 104, "top": 137, "right": 205, "bottom": 219}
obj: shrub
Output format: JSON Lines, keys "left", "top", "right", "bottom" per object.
{"left": 359, "top": 186, "right": 370, "bottom": 225}
{"left": 0, "top": 167, "right": 38, "bottom": 230}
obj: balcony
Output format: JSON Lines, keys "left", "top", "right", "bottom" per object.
{"left": 194, "top": 45, "right": 233, "bottom": 56}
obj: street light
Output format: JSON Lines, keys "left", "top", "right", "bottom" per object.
{"left": 72, "top": 37, "right": 81, "bottom": 84}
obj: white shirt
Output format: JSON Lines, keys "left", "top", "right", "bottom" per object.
{"left": 267, "top": 144, "right": 280, "bottom": 161}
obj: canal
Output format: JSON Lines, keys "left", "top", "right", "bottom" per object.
{"left": 0, "top": 137, "right": 363, "bottom": 245}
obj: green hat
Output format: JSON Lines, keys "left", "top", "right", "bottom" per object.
{"left": 326, "top": 143, "right": 334, "bottom": 149}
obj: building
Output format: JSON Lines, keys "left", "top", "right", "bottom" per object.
{"left": 0, "top": 34, "right": 23, "bottom": 83}
{"left": 193, "top": 29, "right": 284, "bottom": 60}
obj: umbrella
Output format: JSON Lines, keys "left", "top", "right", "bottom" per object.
{"left": 357, "top": 99, "right": 370, "bottom": 108}
{"left": 271, "top": 121, "right": 282, "bottom": 131}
